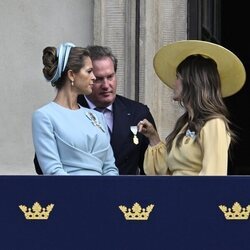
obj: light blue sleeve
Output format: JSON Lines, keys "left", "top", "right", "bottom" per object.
{"left": 102, "top": 145, "right": 119, "bottom": 175}
{"left": 32, "top": 110, "right": 68, "bottom": 175}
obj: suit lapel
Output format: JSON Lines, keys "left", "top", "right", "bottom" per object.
{"left": 77, "top": 95, "right": 90, "bottom": 108}
{"left": 111, "top": 97, "right": 132, "bottom": 145}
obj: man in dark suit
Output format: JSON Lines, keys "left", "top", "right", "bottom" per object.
{"left": 34, "top": 45, "right": 156, "bottom": 175}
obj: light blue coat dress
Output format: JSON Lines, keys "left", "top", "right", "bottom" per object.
{"left": 32, "top": 102, "right": 118, "bottom": 175}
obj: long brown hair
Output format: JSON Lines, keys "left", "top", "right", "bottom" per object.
{"left": 166, "top": 54, "right": 235, "bottom": 152}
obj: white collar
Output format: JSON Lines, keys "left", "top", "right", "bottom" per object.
{"left": 84, "top": 96, "right": 113, "bottom": 112}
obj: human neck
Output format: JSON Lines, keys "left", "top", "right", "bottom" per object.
{"left": 54, "top": 90, "right": 79, "bottom": 110}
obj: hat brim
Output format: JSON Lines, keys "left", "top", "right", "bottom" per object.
{"left": 153, "top": 40, "right": 246, "bottom": 97}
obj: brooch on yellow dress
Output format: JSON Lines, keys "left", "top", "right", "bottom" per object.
{"left": 184, "top": 129, "right": 196, "bottom": 144}
{"left": 85, "top": 112, "right": 105, "bottom": 132}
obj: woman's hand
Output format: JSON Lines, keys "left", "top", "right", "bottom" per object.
{"left": 137, "top": 119, "right": 161, "bottom": 146}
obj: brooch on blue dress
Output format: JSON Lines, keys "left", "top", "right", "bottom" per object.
{"left": 184, "top": 129, "right": 196, "bottom": 144}
{"left": 85, "top": 112, "right": 105, "bottom": 132}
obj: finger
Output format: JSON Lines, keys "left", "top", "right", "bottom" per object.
{"left": 138, "top": 121, "right": 144, "bottom": 132}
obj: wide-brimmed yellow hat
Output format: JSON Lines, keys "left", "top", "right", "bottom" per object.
{"left": 153, "top": 40, "right": 246, "bottom": 97}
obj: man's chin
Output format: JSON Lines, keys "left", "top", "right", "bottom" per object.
{"left": 100, "top": 96, "right": 115, "bottom": 106}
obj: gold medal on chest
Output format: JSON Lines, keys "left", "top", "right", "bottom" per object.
{"left": 130, "top": 126, "right": 139, "bottom": 145}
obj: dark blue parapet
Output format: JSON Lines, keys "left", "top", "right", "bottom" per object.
{"left": 0, "top": 176, "right": 250, "bottom": 250}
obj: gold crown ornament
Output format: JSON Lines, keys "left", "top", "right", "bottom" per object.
{"left": 19, "top": 202, "right": 54, "bottom": 220}
{"left": 219, "top": 202, "right": 250, "bottom": 220}
{"left": 119, "top": 202, "right": 154, "bottom": 221}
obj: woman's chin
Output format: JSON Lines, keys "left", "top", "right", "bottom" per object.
{"left": 84, "top": 89, "right": 93, "bottom": 96}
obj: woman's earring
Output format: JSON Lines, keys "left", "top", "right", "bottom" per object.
{"left": 71, "top": 81, "right": 74, "bottom": 86}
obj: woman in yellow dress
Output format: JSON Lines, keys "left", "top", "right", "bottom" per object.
{"left": 138, "top": 40, "right": 246, "bottom": 176}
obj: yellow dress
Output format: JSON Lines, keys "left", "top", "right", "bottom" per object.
{"left": 144, "top": 118, "right": 231, "bottom": 176}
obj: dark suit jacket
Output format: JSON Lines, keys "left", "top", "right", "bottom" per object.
{"left": 34, "top": 94, "right": 156, "bottom": 175}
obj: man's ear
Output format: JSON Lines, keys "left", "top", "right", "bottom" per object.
{"left": 67, "top": 69, "right": 75, "bottom": 82}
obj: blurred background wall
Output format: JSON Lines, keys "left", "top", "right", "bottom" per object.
{"left": 0, "top": 0, "right": 93, "bottom": 174}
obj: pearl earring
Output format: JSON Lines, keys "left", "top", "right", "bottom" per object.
{"left": 71, "top": 81, "right": 74, "bottom": 86}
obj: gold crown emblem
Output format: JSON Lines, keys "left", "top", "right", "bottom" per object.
{"left": 119, "top": 202, "right": 154, "bottom": 220}
{"left": 19, "top": 202, "right": 54, "bottom": 220}
{"left": 219, "top": 202, "right": 250, "bottom": 220}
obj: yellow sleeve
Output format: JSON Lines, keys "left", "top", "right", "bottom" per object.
{"left": 199, "top": 119, "right": 231, "bottom": 175}
{"left": 143, "top": 141, "right": 169, "bottom": 175}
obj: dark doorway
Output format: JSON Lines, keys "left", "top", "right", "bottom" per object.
{"left": 187, "top": 0, "right": 250, "bottom": 174}
{"left": 221, "top": 1, "right": 250, "bottom": 174}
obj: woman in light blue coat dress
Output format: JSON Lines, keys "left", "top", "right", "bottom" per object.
{"left": 32, "top": 42, "right": 118, "bottom": 175}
